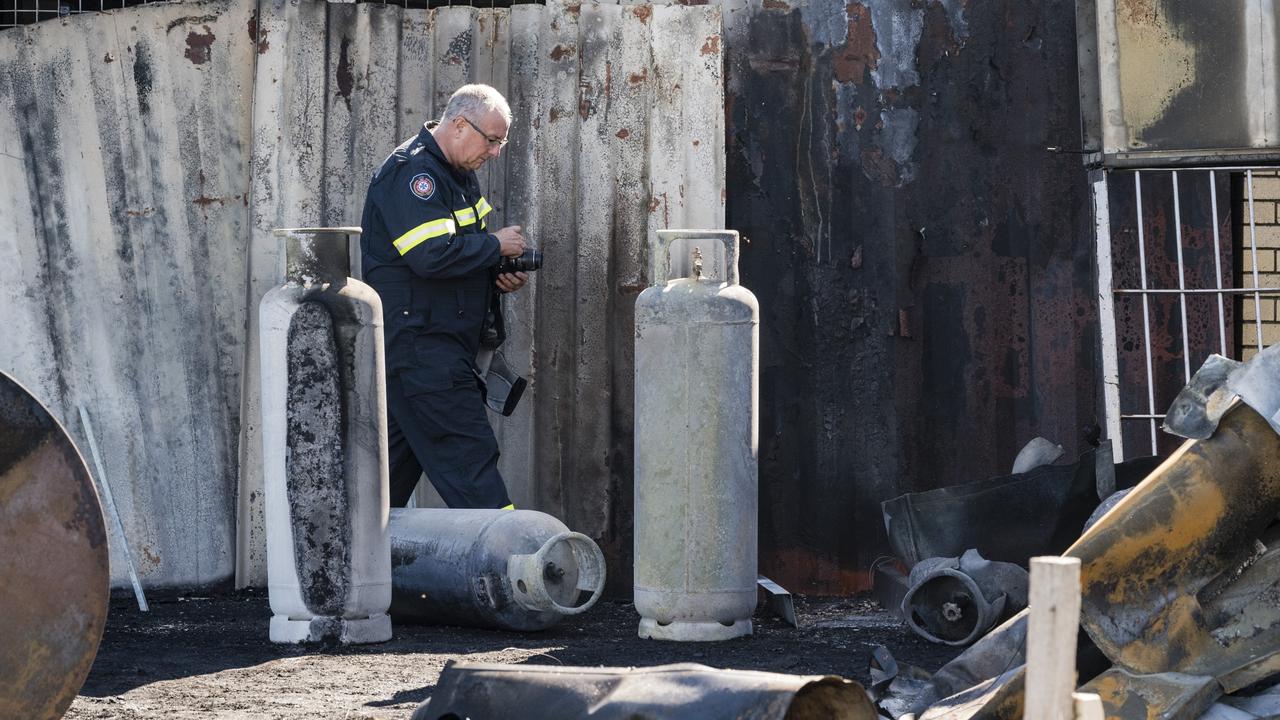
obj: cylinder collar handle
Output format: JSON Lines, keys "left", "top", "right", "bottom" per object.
{"left": 652, "top": 229, "right": 739, "bottom": 287}
{"left": 507, "top": 532, "right": 607, "bottom": 616}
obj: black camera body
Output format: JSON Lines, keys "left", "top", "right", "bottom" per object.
{"left": 498, "top": 248, "right": 542, "bottom": 274}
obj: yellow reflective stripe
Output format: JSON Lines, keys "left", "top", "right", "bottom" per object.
{"left": 451, "top": 199, "right": 491, "bottom": 230}
{"left": 454, "top": 207, "right": 478, "bottom": 226}
{"left": 393, "top": 217, "right": 455, "bottom": 255}
{"left": 501, "top": 503, "right": 515, "bottom": 510}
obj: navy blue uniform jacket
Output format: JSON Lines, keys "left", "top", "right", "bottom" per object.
{"left": 360, "top": 123, "right": 500, "bottom": 384}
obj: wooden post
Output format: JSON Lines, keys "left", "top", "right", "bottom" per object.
{"left": 1073, "top": 692, "right": 1105, "bottom": 720}
{"left": 1024, "top": 556, "right": 1083, "bottom": 720}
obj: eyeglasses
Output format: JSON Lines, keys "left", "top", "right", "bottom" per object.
{"left": 462, "top": 116, "right": 508, "bottom": 148}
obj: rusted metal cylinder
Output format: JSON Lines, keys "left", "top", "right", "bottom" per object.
{"left": 633, "top": 229, "right": 760, "bottom": 641}
{"left": 389, "top": 508, "right": 606, "bottom": 632}
{"left": 260, "top": 227, "right": 392, "bottom": 644}
{"left": 0, "top": 370, "right": 109, "bottom": 719}
{"left": 1070, "top": 400, "right": 1280, "bottom": 678}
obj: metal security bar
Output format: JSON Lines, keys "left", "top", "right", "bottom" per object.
{"left": 1094, "top": 167, "right": 1280, "bottom": 460}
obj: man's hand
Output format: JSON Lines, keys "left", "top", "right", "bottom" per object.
{"left": 495, "top": 271, "right": 529, "bottom": 294}
{"left": 494, "top": 225, "right": 526, "bottom": 257}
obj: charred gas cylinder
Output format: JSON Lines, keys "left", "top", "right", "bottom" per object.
{"left": 389, "top": 508, "right": 606, "bottom": 631}
{"left": 260, "top": 227, "right": 391, "bottom": 644}
{"left": 633, "top": 229, "right": 760, "bottom": 641}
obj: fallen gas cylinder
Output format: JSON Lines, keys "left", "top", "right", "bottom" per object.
{"left": 0, "top": 370, "right": 109, "bottom": 720}
{"left": 411, "top": 661, "right": 879, "bottom": 720}
{"left": 389, "top": 508, "right": 605, "bottom": 631}
{"left": 901, "top": 549, "right": 1028, "bottom": 646}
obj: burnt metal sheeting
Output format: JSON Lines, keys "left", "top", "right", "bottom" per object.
{"left": 1087, "top": 0, "right": 1280, "bottom": 166}
{"left": 412, "top": 661, "right": 879, "bottom": 720}
{"left": 909, "top": 402, "right": 1280, "bottom": 719}
{"left": 1081, "top": 669, "right": 1220, "bottom": 720}
{"left": 0, "top": 371, "right": 108, "bottom": 720}
{"left": 0, "top": 0, "right": 255, "bottom": 588}
{"left": 728, "top": 0, "right": 1103, "bottom": 594}
{"left": 1073, "top": 403, "right": 1280, "bottom": 681}
{"left": 881, "top": 446, "right": 1160, "bottom": 568}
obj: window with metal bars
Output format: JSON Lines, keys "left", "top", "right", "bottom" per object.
{"left": 0, "top": 0, "right": 543, "bottom": 30}
{"left": 1093, "top": 166, "right": 1280, "bottom": 461}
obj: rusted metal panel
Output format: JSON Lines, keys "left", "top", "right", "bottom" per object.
{"left": 1091, "top": 0, "right": 1280, "bottom": 166}
{"left": 722, "top": 0, "right": 1099, "bottom": 594}
{"left": 0, "top": 371, "right": 109, "bottom": 720}
{"left": 0, "top": 0, "right": 253, "bottom": 588}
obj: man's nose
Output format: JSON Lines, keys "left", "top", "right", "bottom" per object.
{"left": 488, "top": 144, "right": 503, "bottom": 159}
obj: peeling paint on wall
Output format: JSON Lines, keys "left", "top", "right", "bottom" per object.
{"left": 867, "top": 0, "right": 923, "bottom": 90}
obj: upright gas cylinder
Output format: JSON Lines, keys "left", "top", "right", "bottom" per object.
{"left": 389, "top": 508, "right": 605, "bottom": 631}
{"left": 633, "top": 229, "right": 760, "bottom": 641}
{"left": 260, "top": 227, "right": 392, "bottom": 644}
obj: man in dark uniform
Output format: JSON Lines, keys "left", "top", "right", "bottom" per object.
{"left": 360, "top": 84, "right": 528, "bottom": 509}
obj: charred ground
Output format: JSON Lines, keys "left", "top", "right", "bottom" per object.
{"left": 66, "top": 589, "right": 962, "bottom": 719}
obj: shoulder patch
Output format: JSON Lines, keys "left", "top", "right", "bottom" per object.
{"left": 409, "top": 173, "right": 436, "bottom": 201}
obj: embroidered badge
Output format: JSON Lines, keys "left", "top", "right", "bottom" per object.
{"left": 409, "top": 173, "right": 436, "bottom": 201}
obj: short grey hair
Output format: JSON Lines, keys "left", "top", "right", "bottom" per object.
{"left": 441, "top": 84, "right": 512, "bottom": 125}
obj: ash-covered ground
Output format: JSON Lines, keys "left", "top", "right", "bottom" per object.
{"left": 66, "top": 589, "right": 962, "bottom": 719}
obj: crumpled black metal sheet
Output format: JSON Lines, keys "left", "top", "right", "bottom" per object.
{"left": 881, "top": 446, "right": 1161, "bottom": 567}
{"left": 413, "top": 661, "right": 879, "bottom": 720}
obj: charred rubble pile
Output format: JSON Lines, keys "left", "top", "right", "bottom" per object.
{"left": 869, "top": 347, "right": 1280, "bottom": 720}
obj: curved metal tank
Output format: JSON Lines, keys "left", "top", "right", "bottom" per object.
{"left": 389, "top": 508, "right": 606, "bottom": 631}
{"left": 389, "top": 504, "right": 604, "bottom": 627}
{"left": 0, "top": 371, "right": 109, "bottom": 719}
{"left": 260, "top": 227, "right": 392, "bottom": 644}
{"left": 633, "top": 229, "right": 760, "bottom": 641}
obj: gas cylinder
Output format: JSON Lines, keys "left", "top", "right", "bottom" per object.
{"left": 389, "top": 508, "right": 606, "bottom": 631}
{"left": 633, "top": 229, "right": 760, "bottom": 641}
{"left": 260, "top": 227, "right": 392, "bottom": 644}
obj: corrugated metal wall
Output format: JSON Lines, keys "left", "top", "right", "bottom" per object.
{"left": 722, "top": 0, "right": 1101, "bottom": 593}
{"left": 240, "top": 0, "right": 725, "bottom": 587}
{"left": 0, "top": 0, "right": 724, "bottom": 589}
{"left": 2, "top": 0, "right": 1112, "bottom": 597}
{"left": 0, "top": 0, "right": 253, "bottom": 586}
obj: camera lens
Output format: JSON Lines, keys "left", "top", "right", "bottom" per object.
{"left": 499, "top": 248, "right": 543, "bottom": 273}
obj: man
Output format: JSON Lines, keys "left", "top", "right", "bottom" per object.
{"left": 360, "top": 84, "right": 527, "bottom": 509}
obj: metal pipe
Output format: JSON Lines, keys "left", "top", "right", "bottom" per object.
{"left": 1247, "top": 169, "right": 1265, "bottom": 351}
{"left": 1114, "top": 287, "right": 1280, "bottom": 295}
{"left": 1210, "top": 170, "right": 1228, "bottom": 354}
{"left": 1172, "top": 171, "right": 1192, "bottom": 382}
{"left": 1134, "top": 172, "right": 1159, "bottom": 453}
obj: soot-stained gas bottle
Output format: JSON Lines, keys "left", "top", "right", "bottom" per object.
{"left": 260, "top": 227, "right": 392, "bottom": 645}
{"left": 389, "top": 508, "right": 605, "bottom": 631}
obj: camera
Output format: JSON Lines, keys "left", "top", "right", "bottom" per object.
{"left": 498, "top": 248, "right": 542, "bottom": 274}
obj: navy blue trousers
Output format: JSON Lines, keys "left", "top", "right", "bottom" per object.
{"left": 385, "top": 366, "right": 511, "bottom": 509}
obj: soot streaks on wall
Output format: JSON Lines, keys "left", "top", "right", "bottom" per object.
{"left": 727, "top": 0, "right": 1097, "bottom": 592}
